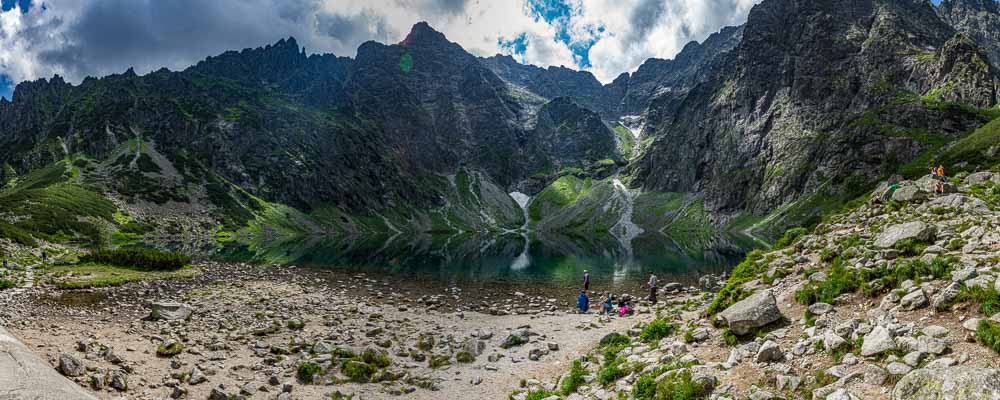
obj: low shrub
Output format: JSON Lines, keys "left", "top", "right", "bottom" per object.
{"left": 560, "top": 359, "right": 586, "bottom": 395}
{"left": 632, "top": 374, "right": 657, "bottom": 399}
{"left": 956, "top": 285, "right": 1000, "bottom": 316}
{"left": 80, "top": 248, "right": 190, "bottom": 270}
{"left": 297, "top": 362, "right": 322, "bottom": 384}
{"left": 597, "top": 360, "right": 627, "bottom": 386}
{"left": 524, "top": 390, "right": 559, "bottom": 400}
{"left": 0, "top": 279, "right": 16, "bottom": 291}
{"left": 654, "top": 370, "right": 708, "bottom": 399}
{"left": 640, "top": 319, "right": 675, "bottom": 342}
{"left": 894, "top": 238, "right": 928, "bottom": 257}
{"left": 775, "top": 227, "right": 808, "bottom": 248}
{"left": 794, "top": 258, "right": 858, "bottom": 305}
{"left": 455, "top": 351, "right": 475, "bottom": 363}
{"left": 342, "top": 360, "right": 376, "bottom": 382}
{"left": 977, "top": 320, "right": 1000, "bottom": 353}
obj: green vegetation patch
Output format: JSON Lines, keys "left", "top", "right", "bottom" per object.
{"left": 640, "top": 319, "right": 676, "bottom": 343}
{"left": 560, "top": 359, "right": 587, "bottom": 395}
{"left": 156, "top": 341, "right": 184, "bottom": 357}
{"left": 298, "top": 362, "right": 323, "bottom": 384}
{"left": 528, "top": 175, "right": 593, "bottom": 221}
{"left": 705, "top": 250, "right": 765, "bottom": 316}
{"left": 941, "top": 118, "right": 1000, "bottom": 172}
{"left": 81, "top": 248, "right": 190, "bottom": 270}
{"left": 977, "top": 320, "right": 1000, "bottom": 354}
{"left": 48, "top": 262, "right": 199, "bottom": 289}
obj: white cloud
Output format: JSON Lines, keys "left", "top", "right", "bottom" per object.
{"left": 0, "top": 0, "right": 760, "bottom": 89}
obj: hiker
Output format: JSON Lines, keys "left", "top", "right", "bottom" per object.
{"left": 603, "top": 292, "right": 615, "bottom": 315}
{"left": 583, "top": 270, "right": 590, "bottom": 291}
{"left": 597, "top": 292, "right": 609, "bottom": 314}
{"left": 648, "top": 272, "right": 658, "bottom": 304}
{"left": 40, "top": 250, "right": 47, "bottom": 263}
{"left": 576, "top": 291, "right": 589, "bottom": 313}
{"left": 2, "top": 260, "right": 7, "bottom": 269}
{"left": 936, "top": 165, "right": 946, "bottom": 194}
{"left": 617, "top": 294, "right": 633, "bottom": 316}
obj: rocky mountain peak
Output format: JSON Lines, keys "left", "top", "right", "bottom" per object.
{"left": 401, "top": 21, "right": 449, "bottom": 47}
{"left": 938, "top": 0, "right": 1000, "bottom": 67}
{"left": 941, "top": 0, "right": 1000, "bottom": 13}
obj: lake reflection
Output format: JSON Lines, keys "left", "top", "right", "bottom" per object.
{"left": 218, "top": 230, "right": 757, "bottom": 289}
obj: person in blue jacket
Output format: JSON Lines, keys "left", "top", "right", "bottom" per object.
{"left": 576, "top": 291, "right": 589, "bottom": 313}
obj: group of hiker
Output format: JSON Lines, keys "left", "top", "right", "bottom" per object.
{"left": 575, "top": 270, "right": 659, "bottom": 316}
{"left": 875, "top": 164, "right": 948, "bottom": 204}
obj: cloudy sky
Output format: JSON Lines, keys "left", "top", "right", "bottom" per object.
{"left": 0, "top": 0, "right": 772, "bottom": 100}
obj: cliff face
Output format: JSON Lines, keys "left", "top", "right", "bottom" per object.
{"left": 628, "top": 0, "right": 999, "bottom": 234}
{"left": 938, "top": 0, "right": 1000, "bottom": 67}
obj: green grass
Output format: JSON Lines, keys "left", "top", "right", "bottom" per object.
{"left": 977, "top": 320, "right": 1000, "bottom": 354}
{"left": 952, "top": 285, "right": 1000, "bottom": 315}
{"left": 80, "top": 248, "right": 190, "bottom": 270}
{"left": 705, "top": 250, "right": 765, "bottom": 316}
{"left": 794, "top": 258, "right": 858, "bottom": 305}
{"left": 297, "top": 362, "right": 322, "bottom": 384}
{"left": 861, "top": 257, "right": 954, "bottom": 298}
{"left": 528, "top": 175, "right": 593, "bottom": 221}
{"left": 774, "top": 227, "right": 808, "bottom": 248}
{"left": 613, "top": 123, "right": 636, "bottom": 156}
{"left": 48, "top": 262, "right": 199, "bottom": 289}
{"left": 156, "top": 341, "right": 184, "bottom": 357}
{"left": 0, "top": 183, "right": 117, "bottom": 244}
{"left": 0, "top": 279, "right": 16, "bottom": 291}
{"left": 640, "top": 319, "right": 676, "bottom": 342}
{"left": 523, "top": 390, "right": 559, "bottom": 400}
{"left": 560, "top": 359, "right": 586, "bottom": 395}
{"left": 940, "top": 118, "right": 1000, "bottom": 172}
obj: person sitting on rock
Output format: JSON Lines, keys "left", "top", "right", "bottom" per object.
{"left": 617, "top": 295, "right": 633, "bottom": 316}
{"left": 602, "top": 292, "right": 615, "bottom": 315}
{"left": 576, "top": 291, "right": 589, "bottom": 313}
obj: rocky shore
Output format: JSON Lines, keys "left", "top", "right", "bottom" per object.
{"left": 6, "top": 173, "right": 1000, "bottom": 400}
{"left": 510, "top": 173, "right": 1000, "bottom": 399}
{"left": 0, "top": 257, "right": 678, "bottom": 400}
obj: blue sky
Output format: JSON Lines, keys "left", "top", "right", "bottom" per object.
{"left": 0, "top": 0, "right": 29, "bottom": 100}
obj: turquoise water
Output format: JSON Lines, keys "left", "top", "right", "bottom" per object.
{"left": 219, "top": 230, "right": 756, "bottom": 289}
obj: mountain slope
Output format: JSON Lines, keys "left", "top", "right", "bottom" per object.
{"left": 629, "top": 0, "right": 1000, "bottom": 237}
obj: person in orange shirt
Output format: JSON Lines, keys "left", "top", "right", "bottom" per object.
{"left": 936, "top": 165, "right": 945, "bottom": 193}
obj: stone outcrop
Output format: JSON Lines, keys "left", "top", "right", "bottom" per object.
{"left": 0, "top": 327, "right": 97, "bottom": 400}
{"left": 717, "top": 290, "right": 782, "bottom": 335}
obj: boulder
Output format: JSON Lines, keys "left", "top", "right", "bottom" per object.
{"left": 755, "top": 340, "right": 783, "bottom": 363}
{"left": 891, "top": 185, "right": 926, "bottom": 203}
{"left": 899, "top": 290, "right": 927, "bottom": 311}
{"left": 964, "top": 171, "right": 999, "bottom": 185}
{"left": 808, "top": 302, "right": 834, "bottom": 315}
{"left": 921, "top": 194, "right": 990, "bottom": 214}
{"left": 148, "top": 301, "right": 193, "bottom": 321}
{"left": 892, "top": 367, "right": 1000, "bottom": 399}
{"left": 874, "top": 221, "right": 935, "bottom": 249}
{"left": 717, "top": 290, "right": 783, "bottom": 335}
{"left": 58, "top": 353, "right": 86, "bottom": 377}
{"left": 861, "top": 326, "right": 895, "bottom": 356}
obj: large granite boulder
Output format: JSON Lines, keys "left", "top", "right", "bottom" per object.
{"left": 717, "top": 290, "right": 782, "bottom": 335}
{"left": 892, "top": 366, "right": 1000, "bottom": 399}
{"left": 891, "top": 185, "right": 926, "bottom": 203}
{"left": 874, "top": 221, "right": 935, "bottom": 248}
